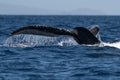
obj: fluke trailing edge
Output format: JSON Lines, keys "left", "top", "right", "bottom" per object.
{"left": 10, "top": 25, "right": 100, "bottom": 45}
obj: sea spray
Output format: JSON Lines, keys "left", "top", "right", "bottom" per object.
{"left": 4, "top": 35, "right": 78, "bottom": 47}
{"left": 4, "top": 34, "right": 120, "bottom": 49}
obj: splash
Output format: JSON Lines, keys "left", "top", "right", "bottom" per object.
{"left": 3, "top": 35, "right": 78, "bottom": 47}
{"left": 102, "top": 41, "right": 120, "bottom": 49}
{"left": 96, "top": 33, "right": 120, "bottom": 49}
{"left": 96, "top": 32, "right": 120, "bottom": 49}
{"left": 2, "top": 34, "right": 120, "bottom": 49}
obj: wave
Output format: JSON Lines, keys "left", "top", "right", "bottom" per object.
{"left": 2, "top": 34, "right": 120, "bottom": 49}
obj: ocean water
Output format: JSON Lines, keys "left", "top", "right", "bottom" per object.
{"left": 0, "top": 15, "right": 120, "bottom": 80}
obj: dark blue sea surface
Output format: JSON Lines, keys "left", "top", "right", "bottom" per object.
{"left": 0, "top": 15, "right": 120, "bottom": 80}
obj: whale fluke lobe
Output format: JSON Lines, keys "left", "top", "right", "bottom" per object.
{"left": 88, "top": 25, "right": 99, "bottom": 36}
{"left": 73, "top": 27, "right": 100, "bottom": 44}
{"left": 11, "top": 26, "right": 72, "bottom": 37}
{"left": 10, "top": 25, "right": 100, "bottom": 45}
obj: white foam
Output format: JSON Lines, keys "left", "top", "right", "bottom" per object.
{"left": 57, "top": 37, "right": 78, "bottom": 46}
{"left": 102, "top": 41, "right": 120, "bottom": 49}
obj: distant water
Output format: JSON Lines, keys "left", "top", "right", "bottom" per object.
{"left": 0, "top": 15, "right": 120, "bottom": 80}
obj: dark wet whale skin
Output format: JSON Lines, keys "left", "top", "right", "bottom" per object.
{"left": 11, "top": 25, "right": 100, "bottom": 45}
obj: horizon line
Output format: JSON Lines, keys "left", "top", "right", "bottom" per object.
{"left": 0, "top": 14, "right": 120, "bottom": 16}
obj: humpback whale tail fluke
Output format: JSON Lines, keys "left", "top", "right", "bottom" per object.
{"left": 88, "top": 25, "right": 99, "bottom": 36}
{"left": 10, "top": 25, "right": 100, "bottom": 45}
{"left": 10, "top": 26, "right": 72, "bottom": 37}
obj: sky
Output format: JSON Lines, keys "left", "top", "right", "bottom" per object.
{"left": 0, "top": 0, "right": 120, "bottom": 15}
